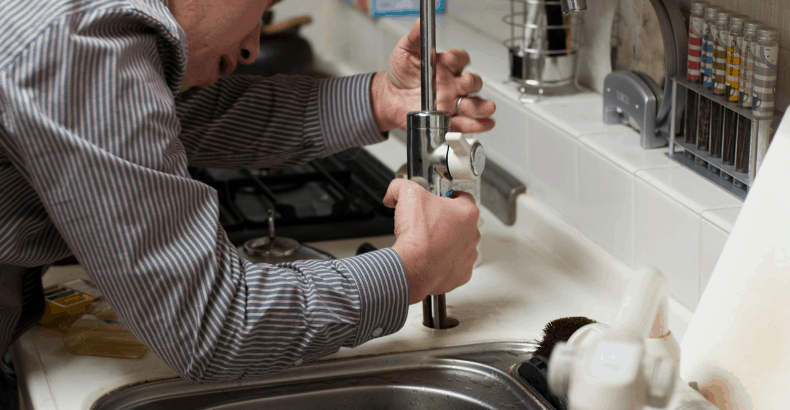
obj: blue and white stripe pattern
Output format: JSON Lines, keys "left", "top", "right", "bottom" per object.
{"left": 0, "top": 0, "right": 409, "bottom": 382}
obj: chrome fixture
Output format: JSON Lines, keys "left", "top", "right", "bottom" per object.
{"left": 504, "top": 0, "right": 583, "bottom": 103}
{"left": 407, "top": 0, "right": 486, "bottom": 329}
{"left": 560, "top": 0, "right": 586, "bottom": 14}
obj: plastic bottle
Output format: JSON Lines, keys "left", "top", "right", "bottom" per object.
{"left": 712, "top": 10, "right": 732, "bottom": 96}
{"left": 733, "top": 21, "right": 762, "bottom": 189}
{"left": 683, "top": 1, "right": 708, "bottom": 161}
{"left": 725, "top": 15, "right": 747, "bottom": 102}
{"left": 701, "top": 6, "right": 721, "bottom": 90}
{"left": 752, "top": 27, "right": 779, "bottom": 118}
{"left": 738, "top": 21, "right": 762, "bottom": 108}
{"left": 686, "top": 1, "right": 708, "bottom": 83}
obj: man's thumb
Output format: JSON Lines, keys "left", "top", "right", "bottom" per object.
{"left": 397, "top": 19, "right": 422, "bottom": 55}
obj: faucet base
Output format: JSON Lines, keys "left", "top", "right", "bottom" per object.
{"left": 422, "top": 295, "right": 459, "bottom": 329}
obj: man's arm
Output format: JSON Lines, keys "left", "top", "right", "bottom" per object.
{"left": 0, "top": 8, "right": 407, "bottom": 383}
{"left": 175, "top": 73, "right": 387, "bottom": 169}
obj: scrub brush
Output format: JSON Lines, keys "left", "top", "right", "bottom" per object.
{"left": 533, "top": 316, "right": 596, "bottom": 358}
{"left": 518, "top": 317, "right": 597, "bottom": 410}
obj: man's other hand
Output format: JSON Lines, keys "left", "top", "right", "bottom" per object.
{"left": 371, "top": 19, "right": 497, "bottom": 133}
{"left": 383, "top": 179, "right": 480, "bottom": 304}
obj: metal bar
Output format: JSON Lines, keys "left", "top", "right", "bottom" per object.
{"left": 309, "top": 162, "right": 352, "bottom": 198}
{"left": 419, "top": 0, "right": 445, "bottom": 330}
{"left": 669, "top": 81, "right": 677, "bottom": 157}
{"left": 242, "top": 169, "right": 280, "bottom": 214}
{"left": 420, "top": 0, "right": 436, "bottom": 111}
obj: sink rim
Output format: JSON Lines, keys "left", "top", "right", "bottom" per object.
{"left": 91, "top": 341, "right": 553, "bottom": 410}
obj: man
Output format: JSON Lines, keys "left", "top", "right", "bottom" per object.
{"left": 0, "top": 0, "right": 496, "bottom": 393}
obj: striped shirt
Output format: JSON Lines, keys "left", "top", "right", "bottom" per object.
{"left": 0, "top": 0, "right": 409, "bottom": 383}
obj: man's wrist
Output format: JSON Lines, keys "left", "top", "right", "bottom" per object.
{"left": 392, "top": 241, "right": 431, "bottom": 304}
{"left": 370, "top": 72, "right": 396, "bottom": 133}
{"left": 337, "top": 248, "right": 410, "bottom": 346}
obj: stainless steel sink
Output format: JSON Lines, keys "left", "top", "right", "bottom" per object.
{"left": 92, "top": 342, "right": 554, "bottom": 410}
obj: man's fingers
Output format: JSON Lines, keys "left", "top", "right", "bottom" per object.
{"left": 457, "top": 72, "right": 483, "bottom": 97}
{"left": 438, "top": 49, "right": 471, "bottom": 76}
{"left": 450, "top": 190, "right": 477, "bottom": 207}
{"left": 454, "top": 96, "right": 495, "bottom": 118}
{"left": 383, "top": 179, "right": 406, "bottom": 208}
{"left": 384, "top": 178, "right": 423, "bottom": 208}
{"left": 450, "top": 116, "right": 496, "bottom": 133}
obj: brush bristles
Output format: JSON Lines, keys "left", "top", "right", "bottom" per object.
{"left": 533, "top": 316, "right": 596, "bottom": 359}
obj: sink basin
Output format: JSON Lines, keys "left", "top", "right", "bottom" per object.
{"left": 92, "top": 342, "right": 553, "bottom": 410}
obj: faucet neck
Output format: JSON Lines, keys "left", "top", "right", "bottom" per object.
{"left": 420, "top": 0, "right": 437, "bottom": 111}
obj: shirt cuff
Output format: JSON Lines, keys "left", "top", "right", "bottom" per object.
{"left": 318, "top": 73, "right": 388, "bottom": 155}
{"left": 337, "top": 248, "right": 409, "bottom": 347}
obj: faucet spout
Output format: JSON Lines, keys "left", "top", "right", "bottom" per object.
{"left": 407, "top": 0, "right": 485, "bottom": 330}
{"left": 420, "top": 0, "right": 437, "bottom": 111}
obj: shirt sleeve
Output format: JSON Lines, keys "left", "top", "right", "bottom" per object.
{"left": 0, "top": 8, "right": 408, "bottom": 383}
{"left": 174, "top": 73, "right": 388, "bottom": 169}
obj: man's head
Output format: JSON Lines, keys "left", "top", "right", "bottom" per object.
{"left": 169, "top": 0, "right": 278, "bottom": 89}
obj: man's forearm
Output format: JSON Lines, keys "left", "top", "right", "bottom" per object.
{"left": 176, "top": 73, "right": 389, "bottom": 169}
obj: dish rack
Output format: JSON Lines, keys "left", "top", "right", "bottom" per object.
{"left": 504, "top": 0, "right": 583, "bottom": 103}
{"left": 669, "top": 77, "right": 783, "bottom": 200}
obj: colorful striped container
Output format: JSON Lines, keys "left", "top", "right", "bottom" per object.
{"left": 752, "top": 28, "right": 779, "bottom": 117}
{"left": 726, "top": 15, "right": 747, "bottom": 102}
{"left": 701, "top": 6, "right": 721, "bottom": 89}
{"left": 687, "top": 2, "right": 708, "bottom": 82}
{"left": 712, "top": 11, "right": 732, "bottom": 96}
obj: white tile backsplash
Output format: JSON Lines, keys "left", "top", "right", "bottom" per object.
{"left": 474, "top": 87, "right": 530, "bottom": 186}
{"left": 636, "top": 167, "right": 744, "bottom": 215}
{"left": 700, "top": 220, "right": 729, "bottom": 300}
{"left": 634, "top": 177, "right": 701, "bottom": 311}
{"left": 701, "top": 207, "right": 742, "bottom": 233}
{"left": 527, "top": 114, "right": 578, "bottom": 224}
{"left": 528, "top": 93, "right": 629, "bottom": 138}
{"left": 579, "top": 132, "right": 679, "bottom": 175}
{"left": 577, "top": 143, "right": 635, "bottom": 265}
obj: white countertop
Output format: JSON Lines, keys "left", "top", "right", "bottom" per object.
{"left": 13, "top": 136, "right": 633, "bottom": 410}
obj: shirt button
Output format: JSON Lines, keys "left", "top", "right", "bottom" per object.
{"left": 371, "top": 327, "right": 383, "bottom": 337}
{"left": 294, "top": 358, "right": 303, "bottom": 366}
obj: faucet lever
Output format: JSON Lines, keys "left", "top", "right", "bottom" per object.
{"left": 446, "top": 133, "right": 486, "bottom": 180}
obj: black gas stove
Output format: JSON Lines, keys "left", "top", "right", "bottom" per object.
{"left": 189, "top": 148, "right": 396, "bottom": 246}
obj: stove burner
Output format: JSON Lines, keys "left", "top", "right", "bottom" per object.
{"left": 190, "top": 148, "right": 396, "bottom": 246}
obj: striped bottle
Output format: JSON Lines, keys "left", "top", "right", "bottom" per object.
{"left": 712, "top": 11, "right": 732, "bottom": 96}
{"left": 738, "top": 21, "right": 761, "bottom": 108}
{"left": 701, "top": 6, "right": 721, "bottom": 89}
{"left": 753, "top": 28, "right": 779, "bottom": 117}
{"left": 687, "top": 2, "right": 708, "bottom": 82}
{"left": 725, "top": 15, "right": 747, "bottom": 101}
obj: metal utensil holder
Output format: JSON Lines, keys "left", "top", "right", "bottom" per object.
{"left": 504, "top": 0, "right": 582, "bottom": 103}
{"left": 669, "top": 77, "right": 782, "bottom": 200}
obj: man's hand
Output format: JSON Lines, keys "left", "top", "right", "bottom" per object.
{"left": 383, "top": 179, "right": 481, "bottom": 304}
{"left": 371, "top": 19, "right": 497, "bottom": 133}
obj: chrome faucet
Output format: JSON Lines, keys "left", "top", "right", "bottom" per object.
{"left": 407, "top": 0, "right": 486, "bottom": 329}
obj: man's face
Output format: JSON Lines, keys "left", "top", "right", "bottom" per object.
{"left": 171, "top": 0, "right": 276, "bottom": 89}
